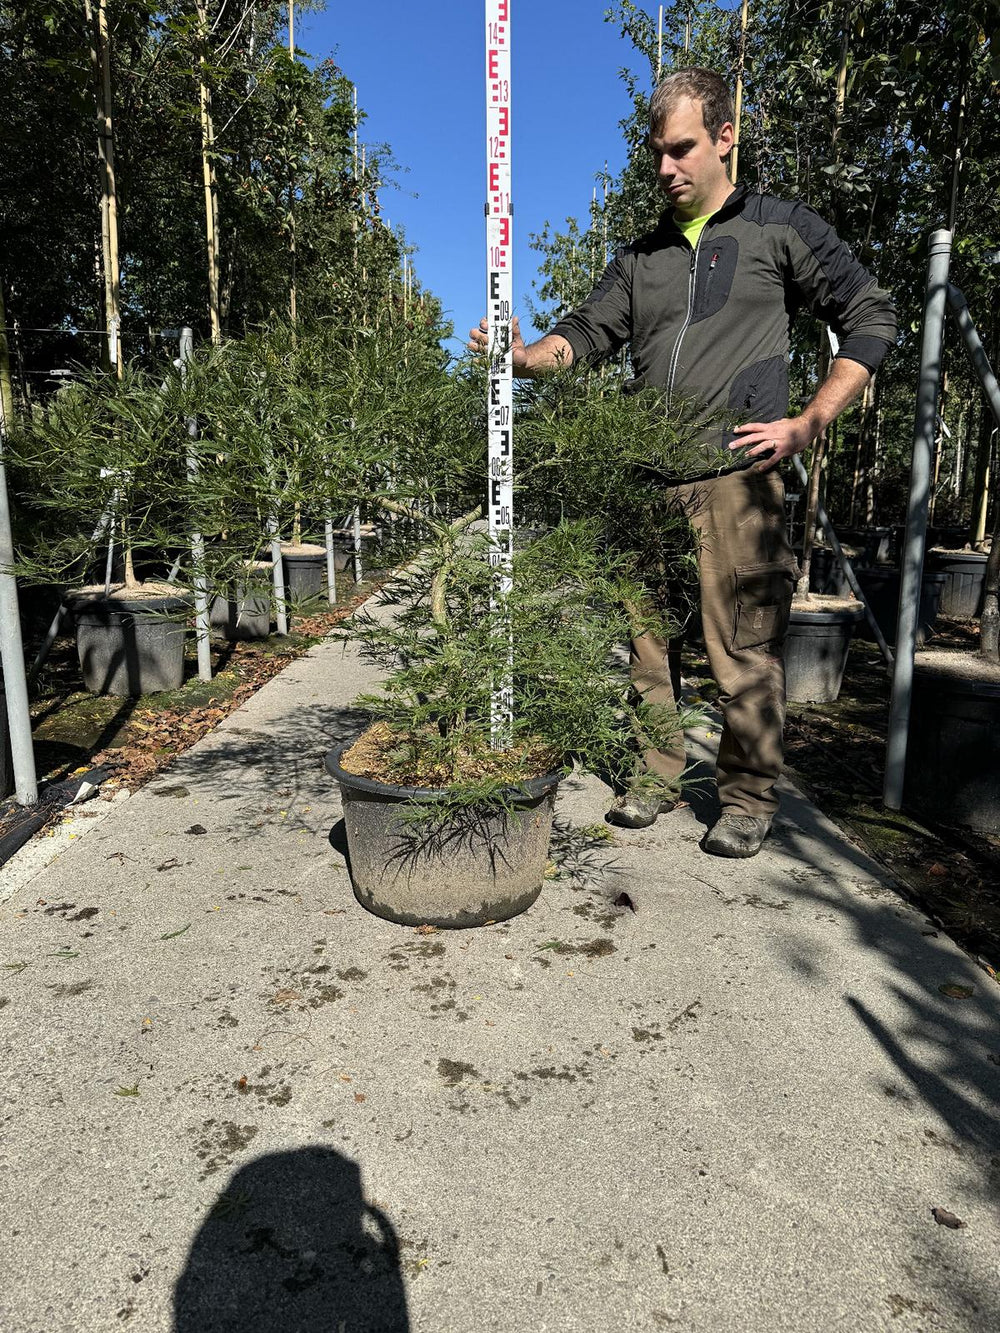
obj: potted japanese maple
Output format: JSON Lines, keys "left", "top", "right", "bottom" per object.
{"left": 327, "top": 373, "right": 724, "bottom": 927}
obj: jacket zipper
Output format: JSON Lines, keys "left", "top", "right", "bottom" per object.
{"left": 666, "top": 227, "right": 706, "bottom": 409}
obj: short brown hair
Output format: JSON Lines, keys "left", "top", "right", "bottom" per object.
{"left": 649, "top": 68, "right": 734, "bottom": 143}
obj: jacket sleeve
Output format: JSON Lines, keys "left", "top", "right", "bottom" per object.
{"left": 549, "top": 248, "right": 635, "bottom": 366}
{"left": 784, "top": 203, "right": 896, "bottom": 375}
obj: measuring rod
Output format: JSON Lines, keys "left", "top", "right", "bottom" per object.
{"left": 485, "top": 0, "right": 513, "bottom": 748}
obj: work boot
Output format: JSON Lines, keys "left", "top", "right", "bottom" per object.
{"left": 605, "top": 792, "right": 677, "bottom": 830}
{"left": 704, "top": 812, "right": 772, "bottom": 858}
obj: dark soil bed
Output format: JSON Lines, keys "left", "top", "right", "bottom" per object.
{"left": 683, "top": 617, "right": 1000, "bottom": 980}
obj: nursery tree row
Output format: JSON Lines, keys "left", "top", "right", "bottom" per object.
{"left": 528, "top": 0, "right": 1000, "bottom": 539}
{"left": 0, "top": 0, "right": 449, "bottom": 398}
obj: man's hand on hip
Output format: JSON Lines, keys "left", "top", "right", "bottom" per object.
{"left": 729, "top": 416, "right": 815, "bottom": 472}
{"left": 730, "top": 358, "right": 872, "bottom": 471}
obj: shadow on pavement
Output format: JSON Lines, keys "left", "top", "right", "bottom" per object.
{"left": 174, "top": 1146, "right": 410, "bottom": 1332}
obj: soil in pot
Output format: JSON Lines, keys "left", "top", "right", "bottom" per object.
{"left": 904, "top": 649, "right": 1000, "bottom": 835}
{"left": 70, "top": 582, "right": 189, "bottom": 697}
{"left": 281, "top": 544, "right": 328, "bottom": 603}
{"left": 785, "top": 594, "right": 864, "bottom": 703}
{"left": 855, "top": 566, "right": 946, "bottom": 647}
{"left": 327, "top": 725, "right": 564, "bottom": 929}
{"left": 926, "top": 548, "right": 987, "bottom": 620}
{"left": 210, "top": 561, "right": 272, "bottom": 640}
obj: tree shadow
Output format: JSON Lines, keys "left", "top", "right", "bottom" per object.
{"left": 174, "top": 1146, "right": 410, "bottom": 1332}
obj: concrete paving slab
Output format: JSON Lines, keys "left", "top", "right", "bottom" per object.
{"left": 1, "top": 623, "right": 998, "bottom": 1332}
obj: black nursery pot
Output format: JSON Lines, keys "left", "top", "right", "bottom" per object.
{"left": 925, "top": 549, "right": 987, "bottom": 620}
{"left": 71, "top": 592, "right": 189, "bottom": 697}
{"left": 784, "top": 601, "right": 865, "bottom": 703}
{"left": 325, "top": 740, "right": 562, "bottom": 929}
{"left": 0, "top": 672, "right": 13, "bottom": 801}
{"left": 855, "top": 567, "right": 946, "bottom": 647}
{"left": 904, "top": 654, "right": 1000, "bottom": 835}
{"left": 281, "top": 545, "right": 328, "bottom": 603}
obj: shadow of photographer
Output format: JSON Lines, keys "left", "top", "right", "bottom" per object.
{"left": 174, "top": 1146, "right": 410, "bottom": 1332}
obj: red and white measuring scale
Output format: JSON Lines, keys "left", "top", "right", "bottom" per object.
{"left": 485, "top": 0, "right": 514, "bottom": 747}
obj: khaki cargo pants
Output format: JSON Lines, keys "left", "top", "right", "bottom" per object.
{"left": 631, "top": 467, "right": 798, "bottom": 817}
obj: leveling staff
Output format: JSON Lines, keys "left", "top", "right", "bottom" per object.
{"left": 470, "top": 67, "right": 896, "bottom": 859}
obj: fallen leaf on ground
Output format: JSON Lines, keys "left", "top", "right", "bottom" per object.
{"left": 270, "top": 988, "right": 303, "bottom": 1005}
{"left": 354, "top": 1093, "right": 366, "bottom": 1104}
{"left": 157, "top": 858, "right": 181, "bottom": 872}
{"left": 159, "top": 923, "right": 191, "bottom": 940}
{"left": 614, "top": 891, "right": 637, "bottom": 912}
{"left": 931, "top": 1207, "right": 966, "bottom": 1229}
{"left": 928, "top": 863, "right": 948, "bottom": 877}
{"left": 938, "top": 983, "right": 975, "bottom": 998}
{"left": 415, "top": 924, "right": 437, "bottom": 935}
{"left": 114, "top": 1084, "right": 140, "bottom": 1097}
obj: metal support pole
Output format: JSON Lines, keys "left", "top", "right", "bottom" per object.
{"left": 324, "top": 512, "right": 337, "bottom": 606}
{"left": 0, "top": 390, "right": 38, "bottom": 804}
{"left": 352, "top": 507, "right": 363, "bottom": 584}
{"left": 179, "top": 327, "right": 212, "bottom": 682}
{"left": 791, "top": 454, "right": 893, "bottom": 665}
{"left": 946, "top": 285, "right": 1000, "bottom": 429}
{"left": 884, "top": 229, "right": 952, "bottom": 810}
{"left": 268, "top": 515, "right": 288, "bottom": 635}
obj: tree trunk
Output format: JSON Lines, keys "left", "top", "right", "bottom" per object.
{"left": 0, "top": 279, "right": 14, "bottom": 430}
{"left": 795, "top": 338, "right": 831, "bottom": 598}
{"left": 849, "top": 377, "right": 873, "bottom": 526}
{"left": 981, "top": 504, "right": 1000, "bottom": 660}
{"left": 86, "top": 0, "right": 122, "bottom": 376}
{"left": 968, "top": 406, "right": 993, "bottom": 546}
{"left": 196, "top": 0, "right": 222, "bottom": 344}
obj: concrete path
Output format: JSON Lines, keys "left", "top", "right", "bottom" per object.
{"left": 1, "top": 610, "right": 998, "bottom": 1332}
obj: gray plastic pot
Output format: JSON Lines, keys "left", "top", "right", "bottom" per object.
{"left": 281, "top": 545, "right": 327, "bottom": 602}
{"left": 785, "top": 600, "right": 865, "bottom": 703}
{"left": 325, "top": 740, "right": 562, "bottom": 928}
{"left": 209, "top": 589, "right": 271, "bottom": 640}
{"left": 926, "top": 549, "right": 987, "bottom": 620}
{"left": 71, "top": 592, "right": 189, "bottom": 696}
{"left": 904, "top": 654, "right": 1000, "bottom": 834}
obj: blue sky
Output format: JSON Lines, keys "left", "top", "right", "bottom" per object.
{"left": 296, "top": 2, "right": 663, "bottom": 355}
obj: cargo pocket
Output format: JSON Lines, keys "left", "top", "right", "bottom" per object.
{"left": 732, "top": 560, "right": 796, "bottom": 650}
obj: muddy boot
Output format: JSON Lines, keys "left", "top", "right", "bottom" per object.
{"left": 704, "top": 812, "right": 772, "bottom": 858}
{"left": 605, "top": 792, "right": 678, "bottom": 830}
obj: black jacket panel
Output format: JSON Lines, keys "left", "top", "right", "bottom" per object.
{"left": 551, "top": 187, "right": 896, "bottom": 461}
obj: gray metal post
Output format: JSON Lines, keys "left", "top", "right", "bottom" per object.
{"left": 946, "top": 285, "right": 1000, "bottom": 429}
{"left": 324, "top": 512, "right": 337, "bottom": 606}
{"left": 884, "top": 229, "right": 952, "bottom": 810}
{"left": 791, "top": 454, "right": 894, "bottom": 665}
{"left": 0, "top": 391, "right": 38, "bottom": 804}
{"left": 268, "top": 514, "right": 288, "bottom": 635}
{"left": 179, "top": 328, "right": 212, "bottom": 682}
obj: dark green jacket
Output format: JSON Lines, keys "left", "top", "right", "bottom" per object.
{"left": 551, "top": 184, "right": 897, "bottom": 466}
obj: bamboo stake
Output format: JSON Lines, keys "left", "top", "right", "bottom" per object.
{"left": 657, "top": 5, "right": 664, "bottom": 80}
{"left": 0, "top": 280, "right": 13, "bottom": 429}
{"left": 731, "top": 0, "right": 749, "bottom": 182}
{"left": 86, "top": 0, "right": 122, "bottom": 376}
{"left": 196, "top": 0, "right": 222, "bottom": 344}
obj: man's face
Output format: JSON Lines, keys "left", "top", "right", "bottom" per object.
{"left": 648, "top": 96, "right": 734, "bottom": 218}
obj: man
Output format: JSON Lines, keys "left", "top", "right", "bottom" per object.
{"left": 469, "top": 67, "right": 896, "bottom": 858}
